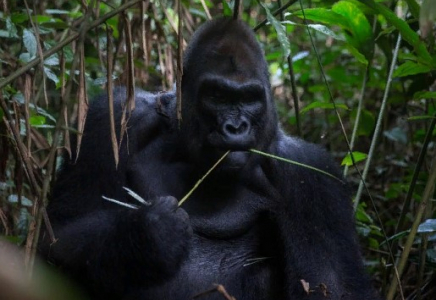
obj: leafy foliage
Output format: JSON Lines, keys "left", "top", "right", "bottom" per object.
{"left": 0, "top": 0, "right": 436, "bottom": 299}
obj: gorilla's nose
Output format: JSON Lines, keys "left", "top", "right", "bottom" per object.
{"left": 221, "top": 117, "right": 253, "bottom": 148}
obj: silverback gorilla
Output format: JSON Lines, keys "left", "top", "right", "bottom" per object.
{"left": 39, "top": 18, "right": 381, "bottom": 300}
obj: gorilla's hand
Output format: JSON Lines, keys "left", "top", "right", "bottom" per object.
{"left": 136, "top": 196, "right": 192, "bottom": 278}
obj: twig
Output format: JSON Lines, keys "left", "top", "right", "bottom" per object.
{"left": 354, "top": 34, "right": 402, "bottom": 210}
{"left": 193, "top": 284, "right": 236, "bottom": 300}
{"left": 176, "top": 0, "right": 183, "bottom": 123}
{"left": 277, "top": 0, "right": 301, "bottom": 137}
{"left": 254, "top": 0, "right": 298, "bottom": 31}
{"left": 178, "top": 151, "right": 230, "bottom": 206}
{"left": 0, "top": 0, "right": 144, "bottom": 90}
{"left": 386, "top": 153, "right": 436, "bottom": 300}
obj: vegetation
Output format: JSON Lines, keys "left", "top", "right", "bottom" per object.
{"left": 0, "top": 0, "right": 435, "bottom": 299}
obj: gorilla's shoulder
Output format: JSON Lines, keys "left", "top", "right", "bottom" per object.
{"left": 274, "top": 131, "right": 343, "bottom": 179}
{"left": 88, "top": 87, "right": 176, "bottom": 118}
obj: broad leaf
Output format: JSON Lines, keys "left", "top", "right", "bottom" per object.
{"left": 360, "top": 0, "right": 434, "bottom": 66}
{"left": 341, "top": 151, "right": 367, "bottom": 166}
{"left": 23, "top": 29, "right": 37, "bottom": 58}
{"left": 332, "top": 1, "right": 374, "bottom": 62}
{"left": 261, "top": 3, "right": 290, "bottom": 58}
{"left": 393, "top": 61, "right": 432, "bottom": 77}
{"left": 418, "top": 219, "right": 436, "bottom": 233}
{"left": 413, "top": 91, "right": 436, "bottom": 99}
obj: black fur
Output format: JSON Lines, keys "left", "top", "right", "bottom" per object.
{"left": 39, "top": 18, "right": 381, "bottom": 300}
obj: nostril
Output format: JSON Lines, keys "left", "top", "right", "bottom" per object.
{"left": 223, "top": 120, "right": 249, "bottom": 136}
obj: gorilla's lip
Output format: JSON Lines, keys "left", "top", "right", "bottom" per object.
{"left": 207, "top": 132, "right": 255, "bottom": 151}
{"left": 222, "top": 150, "right": 250, "bottom": 169}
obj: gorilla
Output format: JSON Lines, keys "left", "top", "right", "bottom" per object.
{"left": 39, "top": 17, "right": 382, "bottom": 300}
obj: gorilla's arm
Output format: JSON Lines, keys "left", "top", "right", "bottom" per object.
{"left": 269, "top": 135, "right": 380, "bottom": 300}
{"left": 41, "top": 198, "right": 190, "bottom": 292}
{"left": 39, "top": 89, "right": 191, "bottom": 293}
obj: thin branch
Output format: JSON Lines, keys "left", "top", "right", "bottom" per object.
{"left": 178, "top": 151, "right": 230, "bottom": 206}
{"left": 0, "top": 0, "right": 144, "bottom": 90}
{"left": 254, "top": 0, "right": 298, "bottom": 31}
{"left": 386, "top": 153, "right": 436, "bottom": 300}
{"left": 176, "top": 0, "right": 183, "bottom": 123}
{"left": 354, "top": 34, "right": 402, "bottom": 210}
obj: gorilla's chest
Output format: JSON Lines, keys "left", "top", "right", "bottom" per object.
{"left": 135, "top": 225, "right": 282, "bottom": 300}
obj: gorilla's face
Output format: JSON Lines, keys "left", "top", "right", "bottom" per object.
{"left": 181, "top": 19, "right": 278, "bottom": 172}
{"left": 196, "top": 75, "right": 267, "bottom": 169}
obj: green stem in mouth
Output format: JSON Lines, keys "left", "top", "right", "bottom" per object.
{"left": 179, "top": 150, "right": 231, "bottom": 206}
{"left": 249, "top": 149, "right": 344, "bottom": 183}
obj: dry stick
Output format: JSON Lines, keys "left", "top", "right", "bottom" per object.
{"left": 106, "top": 25, "right": 119, "bottom": 167}
{"left": 0, "top": 0, "right": 143, "bottom": 90}
{"left": 233, "top": 0, "right": 241, "bottom": 20}
{"left": 343, "top": 67, "right": 369, "bottom": 177}
{"left": 178, "top": 151, "right": 230, "bottom": 206}
{"left": 200, "top": 0, "right": 212, "bottom": 20}
{"left": 354, "top": 34, "right": 402, "bottom": 210}
{"left": 277, "top": 0, "right": 301, "bottom": 137}
{"left": 386, "top": 153, "right": 436, "bottom": 300}
{"left": 254, "top": 0, "right": 298, "bottom": 31}
{"left": 118, "top": 12, "right": 136, "bottom": 152}
{"left": 176, "top": 0, "right": 183, "bottom": 123}
{"left": 388, "top": 111, "right": 436, "bottom": 296}
{"left": 193, "top": 284, "right": 236, "bottom": 300}
{"left": 395, "top": 112, "right": 436, "bottom": 235}
{"left": 2, "top": 0, "right": 140, "bottom": 274}
{"left": 24, "top": 0, "right": 49, "bottom": 107}
{"left": 0, "top": 98, "right": 40, "bottom": 271}
{"left": 343, "top": 16, "right": 376, "bottom": 177}
{"left": 75, "top": 43, "right": 89, "bottom": 162}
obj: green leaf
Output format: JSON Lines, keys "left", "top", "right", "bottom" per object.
{"left": 261, "top": 3, "right": 290, "bottom": 58}
{"left": 11, "top": 12, "right": 28, "bottom": 24}
{"left": 30, "top": 115, "right": 46, "bottom": 126}
{"left": 6, "top": 17, "right": 18, "bottom": 38}
{"left": 23, "top": 29, "right": 37, "bottom": 58}
{"left": 351, "top": 109, "right": 375, "bottom": 136}
{"left": 44, "top": 67, "right": 59, "bottom": 84}
{"left": 360, "top": 0, "right": 434, "bottom": 66}
{"left": 307, "top": 24, "right": 344, "bottom": 40}
{"left": 283, "top": 21, "right": 345, "bottom": 40}
{"left": 355, "top": 203, "right": 373, "bottom": 223}
{"left": 19, "top": 53, "right": 32, "bottom": 63}
{"left": 346, "top": 45, "right": 368, "bottom": 65}
{"left": 408, "top": 115, "right": 436, "bottom": 121}
{"left": 404, "top": 0, "right": 420, "bottom": 20}
{"left": 7, "top": 194, "right": 33, "bottom": 207}
{"left": 292, "top": 8, "right": 350, "bottom": 28}
{"left": 332, "top": 1, "right": 374, "bottom": 62}
{"left": 381, "top": 230, "right": 409, "bottom": 246}
{"left": 341, "top": 151, "right": 367, "bottom": 166}
{"left": 0, "top": 30, "right": 9, "bottom": 38}
{"left": 44, "top": 55, "right": 59, "bottom": 66}
{"left": 418, "top": 219, "right": 436, "bottom": 233}
{"left": 292, "top": 2, "right": 374, "bottom": 63}
{"left": 301, "top": 101, "right": 348, "bottom": 114}
{"left": 393, "top": 61, "right": 432, "bottom": 77}
{"left": 45, "top": 9, "right": 70, "bottom": 14}
{"left": 222, "top": 0, "right": 232, "bottom": 17}
{"left": 413, "top": 91, "right": 436, "bottom": 99}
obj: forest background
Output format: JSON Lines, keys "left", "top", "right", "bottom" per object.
{"left": 0, "top": 0, "right": 436, "bottom": 299}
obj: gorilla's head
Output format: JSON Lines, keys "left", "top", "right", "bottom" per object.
{"left": 181, "top": 18, "right": 278, "bottom": 173}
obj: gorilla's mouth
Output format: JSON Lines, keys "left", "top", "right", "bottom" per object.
{"left": 223, "top": 150, "right": 250, "bottom": 169}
